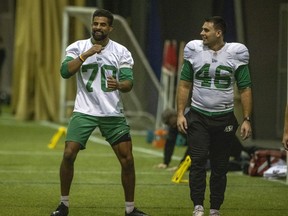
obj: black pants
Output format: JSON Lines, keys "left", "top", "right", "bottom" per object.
{"left": 185, "top": 109, "right": 238, "bottom": 210}
{"left": 163, "top": 126, "right": 188, "bottom": 166}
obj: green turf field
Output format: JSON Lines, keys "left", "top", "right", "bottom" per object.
{"left": 1, "top": 108, "right": 288, "bottom": 216}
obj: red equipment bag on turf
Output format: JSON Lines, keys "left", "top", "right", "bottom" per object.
{"left": 248, "top": 149, "right": 286, "bottom": 176}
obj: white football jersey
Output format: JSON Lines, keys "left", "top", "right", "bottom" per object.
{"left": 184, "top": 40, "right": 249, "bottom": 114}
{"left": 64, "top": 38, "right": 134, "bottom": 116}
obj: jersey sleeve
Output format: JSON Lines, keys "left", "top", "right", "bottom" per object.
{"left": 180, "top": 59, "right": 194, "bottom": 81}
{"left": 60, "top": 56, "right": 74, "bottom": 79}
{"left": 119, "top": 48, "right": 134, "bottom": 69}
{"left": 119, "top": 68, "right": 133, "bottom": 82}
{"left": 59, "top": 41, "right": 84, "bottom": 79}
{"left": 228, "top": 43, "right": 249, "bottom": 68}
{"left": 235, "top": 65, "right": 252, "bottom": 89}
{"left": 228, "top": 43, "right": 251, "bottom": 89}
{"left": 183, "top": 40, "right": 201, "bottom": 60}
{"left": 65, "top": 41, "right": 84, "bottom": 59}
{"left": 180, "top": 40, "right": 201, "bottom": 82}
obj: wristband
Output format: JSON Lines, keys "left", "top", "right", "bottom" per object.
{"left": 79, "top": 55, "right": 85, "bottom": 62}
{"left": 243, "top": 116, "right": 251, "bottom": 122}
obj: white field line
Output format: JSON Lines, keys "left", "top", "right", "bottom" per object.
{"left": 40, "top": 120, "right": 182, "bottom": 161}
{"left": 0, "top": 169, "right": 171, "bottom": 175}
{"left": 2, "top": 121, "right": 287, "bottom": 184}
{"left": 0, "top": 149, "right": 180, "bottom": 160}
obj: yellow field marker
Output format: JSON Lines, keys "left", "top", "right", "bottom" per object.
{"left": 171, "top": 155, "right": 191, "bottom": 183}
{"left": 48, "top": 127, "right": 67, "bottom": 149}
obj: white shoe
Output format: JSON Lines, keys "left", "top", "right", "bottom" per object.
{"left": 193, "top": 205, "right": 204, "bottom": 216}
{"left": 155, "top": 163, "right": 168, "bottom": 169}
{"left": 209, "top": 209, "right": 220, "bottom": 216}
{"left": 167, "top": 166, "right": 178, "bottom": 171}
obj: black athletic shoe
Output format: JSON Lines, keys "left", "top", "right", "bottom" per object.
{"left": 125, "top": 208, "right": 149, "bottom": 216}
{"left": 50, "top": 202, "right": 69, "bottom": 216}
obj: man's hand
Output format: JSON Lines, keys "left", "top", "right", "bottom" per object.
{"left": 107, "top": 76, "right": 118, "bottom": 90}
{"left": 240, "top": 121, "right": 252, "bottom": 140}
{"left": 85, "top": 44, "right": 103, "bottom": 57}
{"left": 177, "top": 114, "right": 187, "bottom": 134}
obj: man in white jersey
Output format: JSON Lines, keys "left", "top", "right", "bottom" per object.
{"left": 51, "top": 9, "right": 148, "bottom": 216}
{"left": 176, "top": 16, "right": 252, "bottom": 216}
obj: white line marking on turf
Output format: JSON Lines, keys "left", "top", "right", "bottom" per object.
{"left": 0, "top": 150, "right": 114, "bottom": 157}
{"left": 40, "top": 121, "right": 182, "bottom": 161}
{"left": 0, "top": 169, "right": 171, "bottom": 175}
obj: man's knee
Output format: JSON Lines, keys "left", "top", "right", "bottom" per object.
{"left": 112, "top": 133, "right": 131, "bottom": 146}
{"left": 63, "top": 141, "right": 80, "bottom": 163}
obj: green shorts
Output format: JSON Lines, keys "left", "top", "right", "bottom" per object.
{"left": 66, "top": 112, "right": 131, "bottom": 149}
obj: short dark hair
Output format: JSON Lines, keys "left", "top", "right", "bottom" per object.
{"left": 205, "top": 16, "right": 226, "bottom": 34}
{"left": 161, "top": 109, "right": 177, "bottom": 125}
{"left": 92, "top": 9, "right": 114, "bottom": 26}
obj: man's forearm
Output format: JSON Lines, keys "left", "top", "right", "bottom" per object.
{"left": 240, "top": 87, "right": 252, "bottom": 118}
{"left": 177, "top": 80, "right": 191, "bottom": 116}
{"left": 60, "top": 57, "right": 83, "bottom": 79}
{"left": 117, "top": 80, "right": 133, "bottom": 92}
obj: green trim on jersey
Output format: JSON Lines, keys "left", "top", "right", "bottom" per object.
{"left": 60, "top": 56, "right": 74, "bottom": 79}
{"left": 119, "top": 68, "right": 133, "bottom": 81}
{"left": 234, "top": 65, "right": 252, "bottom": 89}
{"left": 191, "top": 106, "right": 233, "bottom": 117}
{"left": 180, "top": 60, "right": 194, "bottom": 82}
{"left": 119, "top": 68, "right": 134, "bottom": 86}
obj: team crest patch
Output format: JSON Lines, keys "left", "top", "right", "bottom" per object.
{"left": 224, "top": 125, "right": 233, "bottom": 132}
